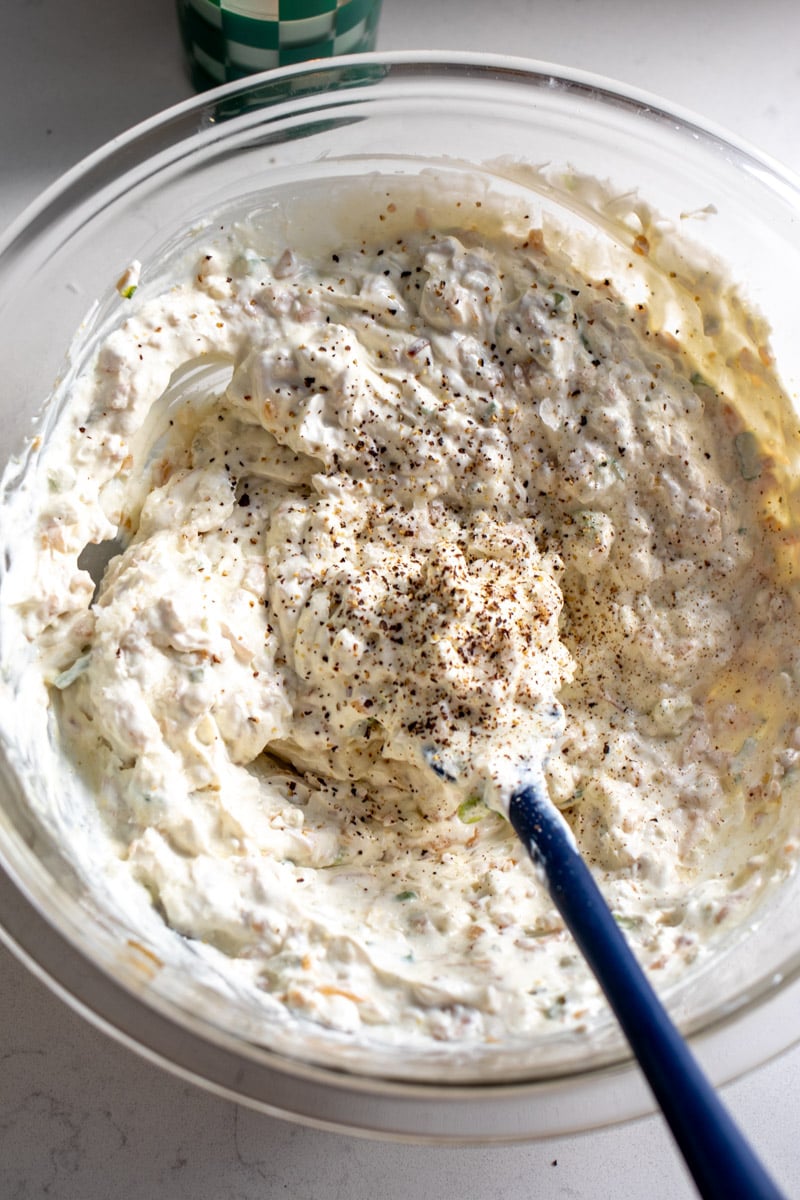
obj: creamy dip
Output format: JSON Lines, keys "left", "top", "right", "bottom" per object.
{"left": 4, "top": 176, "right": 800, "bottom": 1054}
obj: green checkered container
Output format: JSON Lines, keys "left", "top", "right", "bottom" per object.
{"left": 177, "top": 0, "right": 383, "bottom": 91}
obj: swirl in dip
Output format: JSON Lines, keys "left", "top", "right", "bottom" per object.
{"left": 4, "top": 177, "right": 800, "bottom": 1051}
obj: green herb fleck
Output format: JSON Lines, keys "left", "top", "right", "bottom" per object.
{"left": 457, "top": 796, "right": 487, "bottom": 824}
{"left": 121, "top": 284, "right": 137, "bottom": 300}
{"left": 52, "top": 653, "right": 91, "bottom": 691}
{"left": 598, "top": 457, "right": 626, "bottom": 482}
{"left": 574, "top": 511, "right": 604, "bottom": 538}
{"left": 613, "top": 912, "right": 642, "bottom": 931}
{"left": 734, "top": 430, "right": 762, "bottom": 480}
{"left": 320, "top": 850, "right": 345, "bottom": 868}
{"left": 395, "top": 890, "right": 417, "bottom": 902}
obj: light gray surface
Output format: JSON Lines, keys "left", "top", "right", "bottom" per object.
{"left": 2, "top": 1, "right": 800, "bottom": 1195}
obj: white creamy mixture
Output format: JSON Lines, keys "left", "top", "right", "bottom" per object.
{"left": 4, "top": 179, "right": 800, "bottom": 1051}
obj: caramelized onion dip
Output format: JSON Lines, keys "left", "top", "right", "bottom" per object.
{"left": 3, "top": 172, "right": 800, "bottom": 1054}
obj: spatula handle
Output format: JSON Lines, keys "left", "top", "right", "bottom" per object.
{"left": 509, "top": 782, "right": 785, "bottom": 1200}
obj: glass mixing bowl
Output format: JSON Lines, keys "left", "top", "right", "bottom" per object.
{"left": 2, "top": 52, "right": 800, "bottom": 1142}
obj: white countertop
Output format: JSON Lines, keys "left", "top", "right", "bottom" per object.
{"left": 2, "top": 1, "right": 800, "bottom": 1195}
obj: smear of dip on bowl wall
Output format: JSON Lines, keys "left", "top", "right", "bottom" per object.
{"left": 2, "top": 55, "right": 800, "bottom": 1140}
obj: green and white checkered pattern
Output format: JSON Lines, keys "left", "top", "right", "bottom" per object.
{"left": 177, "top": 0, "right": 382, "bottom": 91}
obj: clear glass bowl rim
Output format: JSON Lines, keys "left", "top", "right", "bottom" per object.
{"left": 2, "top": 49, "right": 800, "bottom": 1143}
